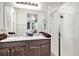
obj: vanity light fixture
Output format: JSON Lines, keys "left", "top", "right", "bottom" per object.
{"left": 16, "top": 2, "right": 39, "bottom": 7}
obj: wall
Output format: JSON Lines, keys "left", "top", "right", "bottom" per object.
{"left": 59, "top": 2, "right": 79, "bottom": 56}
{"left": 15, "top": 8, "right": 47, "bottom": 35}
{"left": 69, "top": 2, "right": 79, "bottom": 56}
{"left": 0, "top": 2, "right": 3, "bottom": 33}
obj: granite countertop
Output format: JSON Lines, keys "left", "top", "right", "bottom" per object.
{"left": 0, "top": 35, "right": 50, "bottom": 42}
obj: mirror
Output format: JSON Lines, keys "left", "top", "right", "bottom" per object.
{"left": 3, "top": 2, "right": 47, "bottom": 36}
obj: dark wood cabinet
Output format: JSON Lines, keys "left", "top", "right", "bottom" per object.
{"left": 29, "top": 40, "right": 40, "bottom": 56}
{"left": 29, "top": 39, "right": 51, "bottom": 56}
{"left": 0, "top": 48, "right": 10, "bottom": 56}
{"left": 0, "top": 46, "right": 28, "bottom": 56}
{"left": 0, "top": 41, "right": 28, "bottom": 56}
{"left": 40, "top": 43, "right": 50, "bottom": 56}
{"left": 11, "top": 46, "right": 26, "bottom": 56}
{"left": 40, "top": 39, "right": 51, "bottom": 56}
{"left": 0, "top": 39, "right": 51, "bottom": 56}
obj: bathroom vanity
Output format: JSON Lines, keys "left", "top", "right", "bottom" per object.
{"left": 0, "top": 36, "right": 51, "bottom": 56}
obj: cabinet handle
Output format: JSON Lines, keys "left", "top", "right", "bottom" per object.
{"left": 12, "top": 49, "right": 14, "bottom": 53}
{"left": 7, "top": 50, "right": 10, "bottom": 53}
{"left": 41, "top": 45, "right": 48, "bottom": 48}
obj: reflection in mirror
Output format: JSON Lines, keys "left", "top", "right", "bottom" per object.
{"left": 3, "top": 3, "right": 47, "bottom": 36}
{"left": 27, "top": 13, "right": 37, "bottom": 31}
{"left": 27, "top": 22, "right": 30, "bottom": 29}
{"left": 26, "top": 13, "right": 38, "bottom": 36}
{"left": 5, "top": 6, "right": 16, "bottom": 33}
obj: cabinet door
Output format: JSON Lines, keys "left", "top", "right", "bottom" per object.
{"left": 0, "top": 48, "right": 10, "bottom": 56}
{"left": 40, "top": 39, "right": 51, "bottom": 56}
{"left": 29, "top": 40, "right": 40, "bottom": 56}
{"left": 29, "top": 40, "right": 51, "bottom": 56}
{"left": 12, "top": 46, "right": 27, "bottom": 56}
{"left": 40, "top": 43, "right": 50, "bottom": 56}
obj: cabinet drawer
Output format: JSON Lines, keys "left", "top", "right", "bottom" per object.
{"left": 0, "top": 48, "right": 10, "bottom": 56}
{"left": 0, "top": 41, "right": 27, "bottom": 48}
{"left": 12, "top": 46, "right": 27, "bottom": 56}
{"left": 29, "top": 39, "right": 50, "bottom": 45}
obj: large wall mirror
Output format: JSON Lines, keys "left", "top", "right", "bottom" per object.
{"left": 1, "top": 2, "right": 47, "bottom": 36}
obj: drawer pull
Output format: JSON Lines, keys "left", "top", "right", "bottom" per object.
{"left": 12, "top": 50, "right": 14, "bottom": 52}
{"left": 41, "top": 45, "right": 49, "bottom": 48}
{"left": 30, "top": 46, "right": 40, "bottom": 49}
{"left": 7, "top": 50, "right": 10, "bottom": 53}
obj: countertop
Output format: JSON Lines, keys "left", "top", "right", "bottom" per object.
{"left": 0, "top": 36, "right": 50, "bottom": 42}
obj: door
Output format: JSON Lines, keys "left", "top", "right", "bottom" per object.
{"left": 49, "top": 11, "right": 63, "bottom": 56}
{"left": 0, "top": 48, "right": 10, "bottom": 56}
{"left": 49, "top": 12, "right": 60, "bottom": 56}
{"left": 11, "top": 46, "right": 27, "bottom": 56}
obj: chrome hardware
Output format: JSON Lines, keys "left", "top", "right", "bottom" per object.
{"left": 7, "top": 50, "right": 9, "bottom": 53}
{"left": 12, "top": 49, "right": 14, "bottom": 52}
